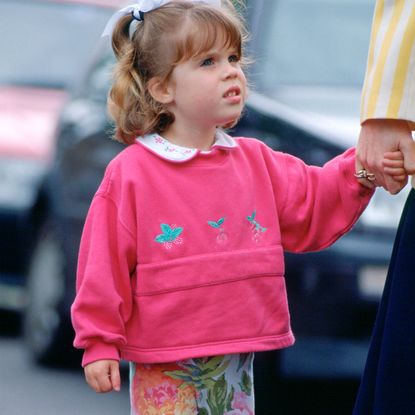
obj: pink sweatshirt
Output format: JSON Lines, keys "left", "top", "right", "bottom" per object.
{"left": 71, "top": 132, "right": 373, "bottom": 367}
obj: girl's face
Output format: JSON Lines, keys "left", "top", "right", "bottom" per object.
{"left": 163, "top": 39, "right": 247, "bottom": 134}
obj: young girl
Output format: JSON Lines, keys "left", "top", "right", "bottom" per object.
{"left": 71, "top": 1, "right": 406, "bottom": 414}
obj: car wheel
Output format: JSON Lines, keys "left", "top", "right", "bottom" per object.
{"left": 23, "top": 222, "right": 77, "bottom": 366}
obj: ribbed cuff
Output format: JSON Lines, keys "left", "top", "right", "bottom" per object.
{"left": 82, "top": 343, "right": 120, "bottom": 367}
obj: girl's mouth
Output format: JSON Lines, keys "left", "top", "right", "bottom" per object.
{"left": 223, "top": 86, "right": 241, "bottom": 98}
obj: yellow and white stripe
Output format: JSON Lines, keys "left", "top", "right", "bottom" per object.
{"left": 361, "top": 0, "right": 415, "bottom": 128}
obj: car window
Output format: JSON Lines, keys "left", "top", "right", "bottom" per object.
{"left": 0, "top": 0, "right": 112, "bottom": 89}
{"left": 251, "top": 0, "right": 375, "bottom": 93}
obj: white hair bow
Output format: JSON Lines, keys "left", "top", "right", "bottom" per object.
{"left": 102, "top": 0, "right": 222, "bottom": 38}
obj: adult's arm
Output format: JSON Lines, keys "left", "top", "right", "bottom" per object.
{"left": 357, "top": 0, "right": 415, "bottom": 193}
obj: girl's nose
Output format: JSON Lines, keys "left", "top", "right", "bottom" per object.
{"left": 223, "top": 63, "right": 238, "bottom": 79}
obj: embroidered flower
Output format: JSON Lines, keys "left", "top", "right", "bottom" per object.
{"left": 152, "top": 135, "right": 197, "bottom": 159}
{"left": 165, "top": 145, "right": 176, "bottom": 153}
{"left": 154, "top": 136, "right": 164, "bottom": 144}
{"left": 208, "top": 217, "right": 228, "bottom": 244}
{"left": 246, "top": 210, "right": 267, "bottom": 243}
{"left": 155, "top": 224, "right": 184, "bottom": 250}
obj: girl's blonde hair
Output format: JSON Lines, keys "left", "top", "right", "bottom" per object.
{"left": 108, "top": 0, "right": 247, "bottom": 144}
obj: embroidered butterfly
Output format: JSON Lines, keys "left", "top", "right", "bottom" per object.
{"left": 155, "top": 224, "right": 184, "bottom": 250}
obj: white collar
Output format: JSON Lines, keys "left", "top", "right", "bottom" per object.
{"left": 136, "top": 129, "right": 238, "bottom": 162}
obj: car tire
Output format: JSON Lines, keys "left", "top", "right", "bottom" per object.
{"left": 23, "top": 222, "right": 79, "bottom": 367}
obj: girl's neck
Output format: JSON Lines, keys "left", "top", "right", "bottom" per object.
{"left": 161, "top": 124, "right": 217, "bottom": 151}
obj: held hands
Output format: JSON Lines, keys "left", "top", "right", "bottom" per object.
{"left": 356, "top": 150, "right": 406, "bottom": 190}
{"left": 84, "top": 359, "right": 121, "bottom": 393}
{"left": 356, "top": 119, "right": 415, "bottom": 194}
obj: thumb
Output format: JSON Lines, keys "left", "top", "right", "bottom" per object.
{"left": 109, "top": 361, "right": 121, "bottom": 392}
{"left": 399, "top": 138, "right": 415, "bottom": 175}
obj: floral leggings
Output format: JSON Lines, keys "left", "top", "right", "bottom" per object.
{"left": 130, "top": 353, "right": 255, "bottom": 415}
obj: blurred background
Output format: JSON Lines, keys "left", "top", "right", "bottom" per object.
{"left": 0, "top": 0, "right": 410, "bottom": 414}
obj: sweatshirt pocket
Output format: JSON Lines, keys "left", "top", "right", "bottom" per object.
{"left": 135, "top": 245, "right": 284, "bottom": 295}
{"left": 127, "top": 245, "right": 290, "bottom": 352}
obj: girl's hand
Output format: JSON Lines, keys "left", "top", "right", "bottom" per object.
{"left": 383, "top": 151, "right": 408, "bottom": 187}
{"left": 84, "top": 359, "right": 121, "bottom": 393}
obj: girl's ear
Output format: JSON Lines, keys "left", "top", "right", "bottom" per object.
{"left": 147, "top": 77, "right": 174, "bottom": 104}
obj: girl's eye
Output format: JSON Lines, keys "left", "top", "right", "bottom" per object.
{"left": 229, "top": 54, "right": 240, "bottom": 63}
{"left": 201, "top": 57, "right": 214, "bottom": 66}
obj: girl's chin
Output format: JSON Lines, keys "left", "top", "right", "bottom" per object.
{"left": 221, "top": 115, "right": 242, "bottom": 129}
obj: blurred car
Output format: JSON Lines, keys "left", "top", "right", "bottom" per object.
{"left": 23, "top": 0, "right": 410, "bottom": 373}
{"left": 0, "top": 0, "right": 122, "bottom": 312}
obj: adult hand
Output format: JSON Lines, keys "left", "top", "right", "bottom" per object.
{"left": 357, "top": 119, "right": 415, "bottom": 194}
{"left": 84, "top": 359, "right": 121, "bottom": 393}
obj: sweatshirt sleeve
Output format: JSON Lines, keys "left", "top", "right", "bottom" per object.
{"left": 71, "top": 179, "right": 137, "bottom": 367}
{"left": 266, "top": 147, "right": 374, "bottom": 253}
